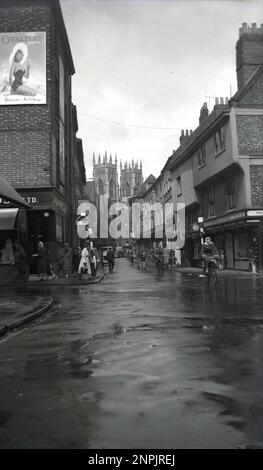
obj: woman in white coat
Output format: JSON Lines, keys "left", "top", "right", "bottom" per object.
{"left": 78, "top": 243, "right": 91, "bottom": 277}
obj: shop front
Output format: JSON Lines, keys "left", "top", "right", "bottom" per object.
{"left": 0, "top": 176, "right": 30, "bottom": 281}
{"left": 17, "top": 190, "right": 68, "bottom": 273}
{"left": 203, "top": 210, "right": 263, "bottom": 272}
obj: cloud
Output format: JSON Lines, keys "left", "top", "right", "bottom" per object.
{"left": 61, "top": 0, "right": 263, "bottom": 178}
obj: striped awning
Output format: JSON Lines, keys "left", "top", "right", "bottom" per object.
{"left": 0, "top": 208, "right": 19, "bottom": 230}
{"left": 0, "top": 175, "right": 30, "bottom": 208}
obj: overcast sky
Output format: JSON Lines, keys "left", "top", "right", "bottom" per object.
{"left": 61, "top": 0, "right": 262, "bottom": 180}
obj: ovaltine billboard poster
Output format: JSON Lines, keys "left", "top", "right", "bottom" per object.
{"left": 0, "top": 32, "right": 46, "bottom": 105}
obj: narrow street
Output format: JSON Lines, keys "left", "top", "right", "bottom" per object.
{"left": 1, "top": 259, "right": 263, "bottom": 449}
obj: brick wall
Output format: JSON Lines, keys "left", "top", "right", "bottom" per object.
{"left": 239, "top": 73, "right": 263, "bottom": 107}
{"left": 0, "top": 2, "right": 53, "bottom": 188}
{"left": 250, "top": 165, "right": 263, "bottom": 207}
{"left": 236, "top": 34, "right": 263, "bottom": 89}
{"left": 237, "top": 115, "right": 263, "bottom": 155}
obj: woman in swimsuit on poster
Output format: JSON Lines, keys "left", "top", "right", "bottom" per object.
{"left": 9, "top": 43, "right": 37, "bottom": 96}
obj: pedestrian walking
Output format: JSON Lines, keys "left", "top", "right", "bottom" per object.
{"left": 78, "top": 242, "right": 91, "bottom": 278}
{"left": 46, "top": 244, "right": 56, "bottom": 280}
{"left": 90, "top": 247, "right": 97, "bottom": 278}
{"left": 106, "top": 247, "right": 115, "bottom": 273}
{"left": 140, "top": 250, "right": 146, "bottom": 271}
{"left": 14, "top": 241, "right": 28, "bottom": 281}
{"left": 163, "top": 247, "right": 170, "bottom": 269}
{"left": 37, "top": 241, "right": 47, "bottom": 280}
{"left": 57, "top": 246, "right": 65, "bottom": 277}
{"left": 1, "top": 238, "right": 15, "bottom": 265}
{"left": 72, "top": 247, "right": 81, "bottom": 277}
{"left": 63, "top": 242, "right": 72, "bottom": 278}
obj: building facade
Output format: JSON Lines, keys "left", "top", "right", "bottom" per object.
{"left": 0, "top": 0, "right": 86, "bottom": 260}
{"left": 168, "top": 23, "right": 263, "bottom": 271}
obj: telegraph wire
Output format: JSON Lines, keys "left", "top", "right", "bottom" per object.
{"left": 78, "top": 111, "right": 191, "bottom": 131}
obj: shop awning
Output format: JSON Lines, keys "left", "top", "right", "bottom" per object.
{"left": 0, "top": 208, "right": 19, "bottom": 230}
{"left": 0, "top": 175, "right": 30, "bottom": 208}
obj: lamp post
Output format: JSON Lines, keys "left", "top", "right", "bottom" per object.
{"left": 198, "top": 217, "right": 204, "bottom": 245}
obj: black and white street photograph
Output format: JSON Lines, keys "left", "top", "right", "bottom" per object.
{"left": 0, "top": 0, "right": 263, "bottom": 452}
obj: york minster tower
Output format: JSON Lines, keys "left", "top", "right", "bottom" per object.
{"left": 120, "top": 159, "right": 143, "bottom": 200}
{"left": 93, "top": 152, "right": 119, "bottom": 202}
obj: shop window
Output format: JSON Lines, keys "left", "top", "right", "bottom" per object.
{"left": 226, "top": 175, "right": 236, "bottom": 210}
{"left": 208, "top": 185, "right": 215, "bottom": 217}
{"left": 214, "top": 126, "right": 225, "bottom": 156}
{"left": 235, "top": 232, "right": 249, "bottom": 259}
{"left": 198, "top": 145, "right": 206, "bottom": 167}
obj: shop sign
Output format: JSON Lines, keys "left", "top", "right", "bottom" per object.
{"left": 247, "top": 210, "right": 263, "bottom": 217}
{"left": 204, "top": 211, "right": 246, "bottom": 228}
{"left": 0, "top": 192, "right": 51, "bottom": 207}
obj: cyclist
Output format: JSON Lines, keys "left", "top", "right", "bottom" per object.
{"left": 201, "top": 237, "right": 217, "bottom": 275}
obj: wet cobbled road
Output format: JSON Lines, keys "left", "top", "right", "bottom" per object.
{"left": 1, "top": 259, "right": 263, "bottom": 448}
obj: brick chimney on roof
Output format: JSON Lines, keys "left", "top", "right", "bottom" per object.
{"left": 236, "top": 22, "right": 263, "bottom": 89}
{"left": 199, "top": 102, "right": 208, "bottom": 124}
{"left": 180, "top": 129, "right": 192, "bottom": 146}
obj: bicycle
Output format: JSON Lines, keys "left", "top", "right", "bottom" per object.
{"left": 206, "top": 257, "right": 218, "bottom": 287}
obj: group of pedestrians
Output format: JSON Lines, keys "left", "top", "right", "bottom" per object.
{"left": 36, "top": 240, "right": 98, "bottom": 281}
{"left": 129, "top": 245, "right": 182, "bottom": 273}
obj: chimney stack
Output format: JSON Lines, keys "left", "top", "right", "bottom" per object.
{"left": 236, "top": 22, "right": 263, "bottom": 89}
{"left": 180, "top": 129, "right": 193, "bottom": 146}
{"left": 199, "top": 102, "right": 209, "bottom": 124}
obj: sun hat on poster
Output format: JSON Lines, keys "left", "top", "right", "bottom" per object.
{"left": 9, "top": 42, "right": 28, "bottom": 65}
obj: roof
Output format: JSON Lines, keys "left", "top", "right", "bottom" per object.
{"left": 0, "top": 175, "right": 31, "bottom": 208}
{"left": 131, "top": 174, "right": 156, "bottom": 199}
{"left": 229, "top": 63, "right": 263, "bottom": 104}
{"left": 168, "top": 104, "right": 230, "bottom": 171}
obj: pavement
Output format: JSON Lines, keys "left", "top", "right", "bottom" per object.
{"left": 0, "top": 272, "right": 104, "bottom": 338}
{"left": 0, "top": 295, "right": 54, "bottom": 338}
{"left": 173, "top": 266, "right": 261, "bottom": 278}
{"left": 0, "top": 272, "right": 104, "bottom": 286}
{"left": 134, "top": 257, "right": 261, "bottom": 277}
